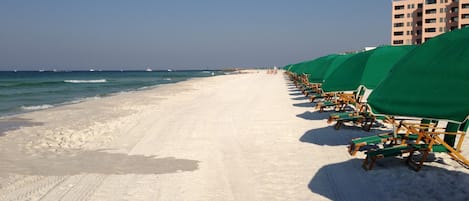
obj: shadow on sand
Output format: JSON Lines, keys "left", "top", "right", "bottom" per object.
{"left": 0, "top": 117, "right": 43, "bottom": 136}
{"left": 292, "top": 102, "right": 315, "bottom": 108}
{"left": 0, "top": 149, "right": 199, "bottom": 176}
{"left": 308, "top": 158, "right": 469, "bottom": 201}
{"left": 300, "top": 125, "right": 387, "bottom": 146}
{"left": 291, "top": 96, "right": 309, "bottom": 101}
{"left": 296, "top": 111, "right": 329, "bottom": 121}
{"left": 289, "top": 92, "right": 304, "bottom": 96}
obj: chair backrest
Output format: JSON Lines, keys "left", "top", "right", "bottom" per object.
{"left": 444, "top": 122, "right": 461, "bottom": 147}
{"left": 419, "top": 119, "right": 439, "bottom": 132}
{"left": 460, "top": 121, "right": 468, "bottom": 133}
{"left": 355, "top": 86, "right": 366, "bottom": 102}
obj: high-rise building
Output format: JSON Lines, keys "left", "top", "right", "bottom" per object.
{"left": 391, "top": 0, "right": 469, "bottom": 45}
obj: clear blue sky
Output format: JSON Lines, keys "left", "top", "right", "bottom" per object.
{"left": 0, "top": 0, "right": 391, "bottom": 70}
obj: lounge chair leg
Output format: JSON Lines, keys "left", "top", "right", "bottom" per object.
{"left": 415, "top": 152, "right": 429, "bottom": 171}
{"left": 327, "top": 116, "right": 333, "bottom": 124}
{"left": 362, "top": 156, "right": 376, "bottom": 171}
{"left": 361, "top": 119, "right": 372, "bottom": 132}
{"left": 407, "top": 149, "right": 427, "bottom": 171}
{"left": 335, "top": 121, "right": 342, "bottom": 130}
{"left": 362, "top": 157, "right": 369, "bottom": 170}
{"left": 348, "top": 144, "right": 358, "bottom": 156}
{"left": 369, "top": 157, "right": 377, "bottom": 170}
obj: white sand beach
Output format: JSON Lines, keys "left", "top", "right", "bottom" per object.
{"left": 1, "top": 70, "right": 468, "bottom": 201}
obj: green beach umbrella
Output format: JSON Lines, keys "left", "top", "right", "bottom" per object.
{"left": 287, "top": 54, "right": 337, "bottom": 77}
{"left": 322, "top": 45, "right": 415, "bottom": 92}
{"left": 368, "top": 28, "right": 469, "bottom": 123}
{"left": 302, "top": 54, "right": 338, "bottom": 83}
{"left": 288, "top": 60, "right": 313, "bottom": 75}
{"left": 306, "top": 54, "right": 357, "bottom": 84}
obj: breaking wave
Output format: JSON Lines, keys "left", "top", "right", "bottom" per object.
{"left": 64, "top": 79, "right": 107, "bottom": 83}
{"left": 21, "top": 104, "right": 54, "bottom": 111}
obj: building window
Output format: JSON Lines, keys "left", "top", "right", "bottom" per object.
{"left": 394, "top": 14, "right": 405, "bottom": 19}
{"left": 450, "top": 26, "right": 458, "bottom": 30}
{"left": 450, "top": 7, "right": 458, "bottom": 13}
{"left": 394, "top": 31, "right": 404, "bottom": 36}
{"left": 439, "top": 27, "right": 443, "bottom": 32}
{"left": 416, "top": 39, "right": 422, "bottom": 44}
{"left": 416, "top": 30, "right": 422, "bottom": 35}
{"left": 426, "top": 0, "right": 437, "bottom": 4}
{"left": 425, "top": 18, "right": 437, "bottom": 23}
{"left": 450, "top": 16, "right": 459, "bottom": 22}
{"left": 462, "top": 14, "right": 469, "bottom": 19}
{"left": 395, "top": 5, "right": 405, "bottom": 10}
{"left": 462, "top": 4, "right": 469, "bottom": 8}
{"left": 394, "top": 23, "right": 405, "bottom": 27}
{"left": 418, "top": 3, "right": 423, "bottom": 8}
{"left": 425, "top": 28, "right": 436, "bottom": 32}
{"left": 417, "top": 21, "right": 423, "bottom": 26}
{"left": 462, "top": 24, "right": 469, "bottom": 28}
{"left": 425, "top": 9, "right": 437, "bottom": 14}
{"left": 417, "top": 12, "right": 423, "bottom": 17}
{"left": 393, "top": 40, "right": 404, "bottom": 45}
{"left": 440, "top": 17, "right": 445, "bottom": 22}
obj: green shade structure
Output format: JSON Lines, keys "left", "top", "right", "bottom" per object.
{"left": 287, "top": 54, "right": 338, "bottom": 77}
{"left": 321, "top": 45, "right": 415, "bottom": 92}
{"left": 303, "top": 54, "right": 338, "bottom": 83}
{"left": 307, "top": 53, "right": 355, "bottom": 84}
{"left": 288, "top": 60, "right": 314, "bottom": 75}
{"left": 368, "top": 28, "right": 469, "bottom": 123}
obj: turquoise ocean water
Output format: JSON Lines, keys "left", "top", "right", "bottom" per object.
{"left": 0, "top": 70, "right": 224, "bottom": 117}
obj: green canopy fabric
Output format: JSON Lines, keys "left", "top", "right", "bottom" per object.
{"left": 307, "top": 54, "right": 354, "bottom": 84}
{"left": 368, "top": 28, "right": 469, "bottom": 123}
{"left": 288, "top": 60, "right": 314, "bottom": 75}
{"left": 286, "top": 54, "right": 338, "bottom": 77}
{"left": 304, "top": 54, "right": 338, "bottom": 83}
{"left": 360, "top": 46, "right": 415, "bottom": 88}
{"left": 321, "top": 45, "right": 415, "bottom": 92}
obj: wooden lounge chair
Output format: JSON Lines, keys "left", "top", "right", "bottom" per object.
{"left": 362, "top": 145, "right": 413, "bottom": 170}
{"left": 309, "top": 91, "right": 334, "bottom": 103}
{"left": 315, "top": 94, "right": 354, "bottom": 112}
{"left": 362, "top": 121, "right": 468, "bottom": 171}
{"left": 348, "top": 119, "right": 437, "bottom": 156}
{"left": 406, "top": 122, "right": 469, "bottom": 171}
{"left": 316, "top": 91, "right": 361, "bottom": 112}
{"left": 327, "top": 103, "right": 377, "bottom": 131}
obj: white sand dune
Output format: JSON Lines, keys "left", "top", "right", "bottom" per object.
{"left": 0, "top": 70, "right": 468, "bottom": 201}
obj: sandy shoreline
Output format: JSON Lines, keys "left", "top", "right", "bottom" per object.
{"left": 1, "top": 70, "right": 469, "bottom": 201}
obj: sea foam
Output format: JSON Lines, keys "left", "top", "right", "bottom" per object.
{"left": 21, "top": 104, "right": 54, "bottom": 111}
{"left": 64, "top": 79, "right": 107, "bottom": 83}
